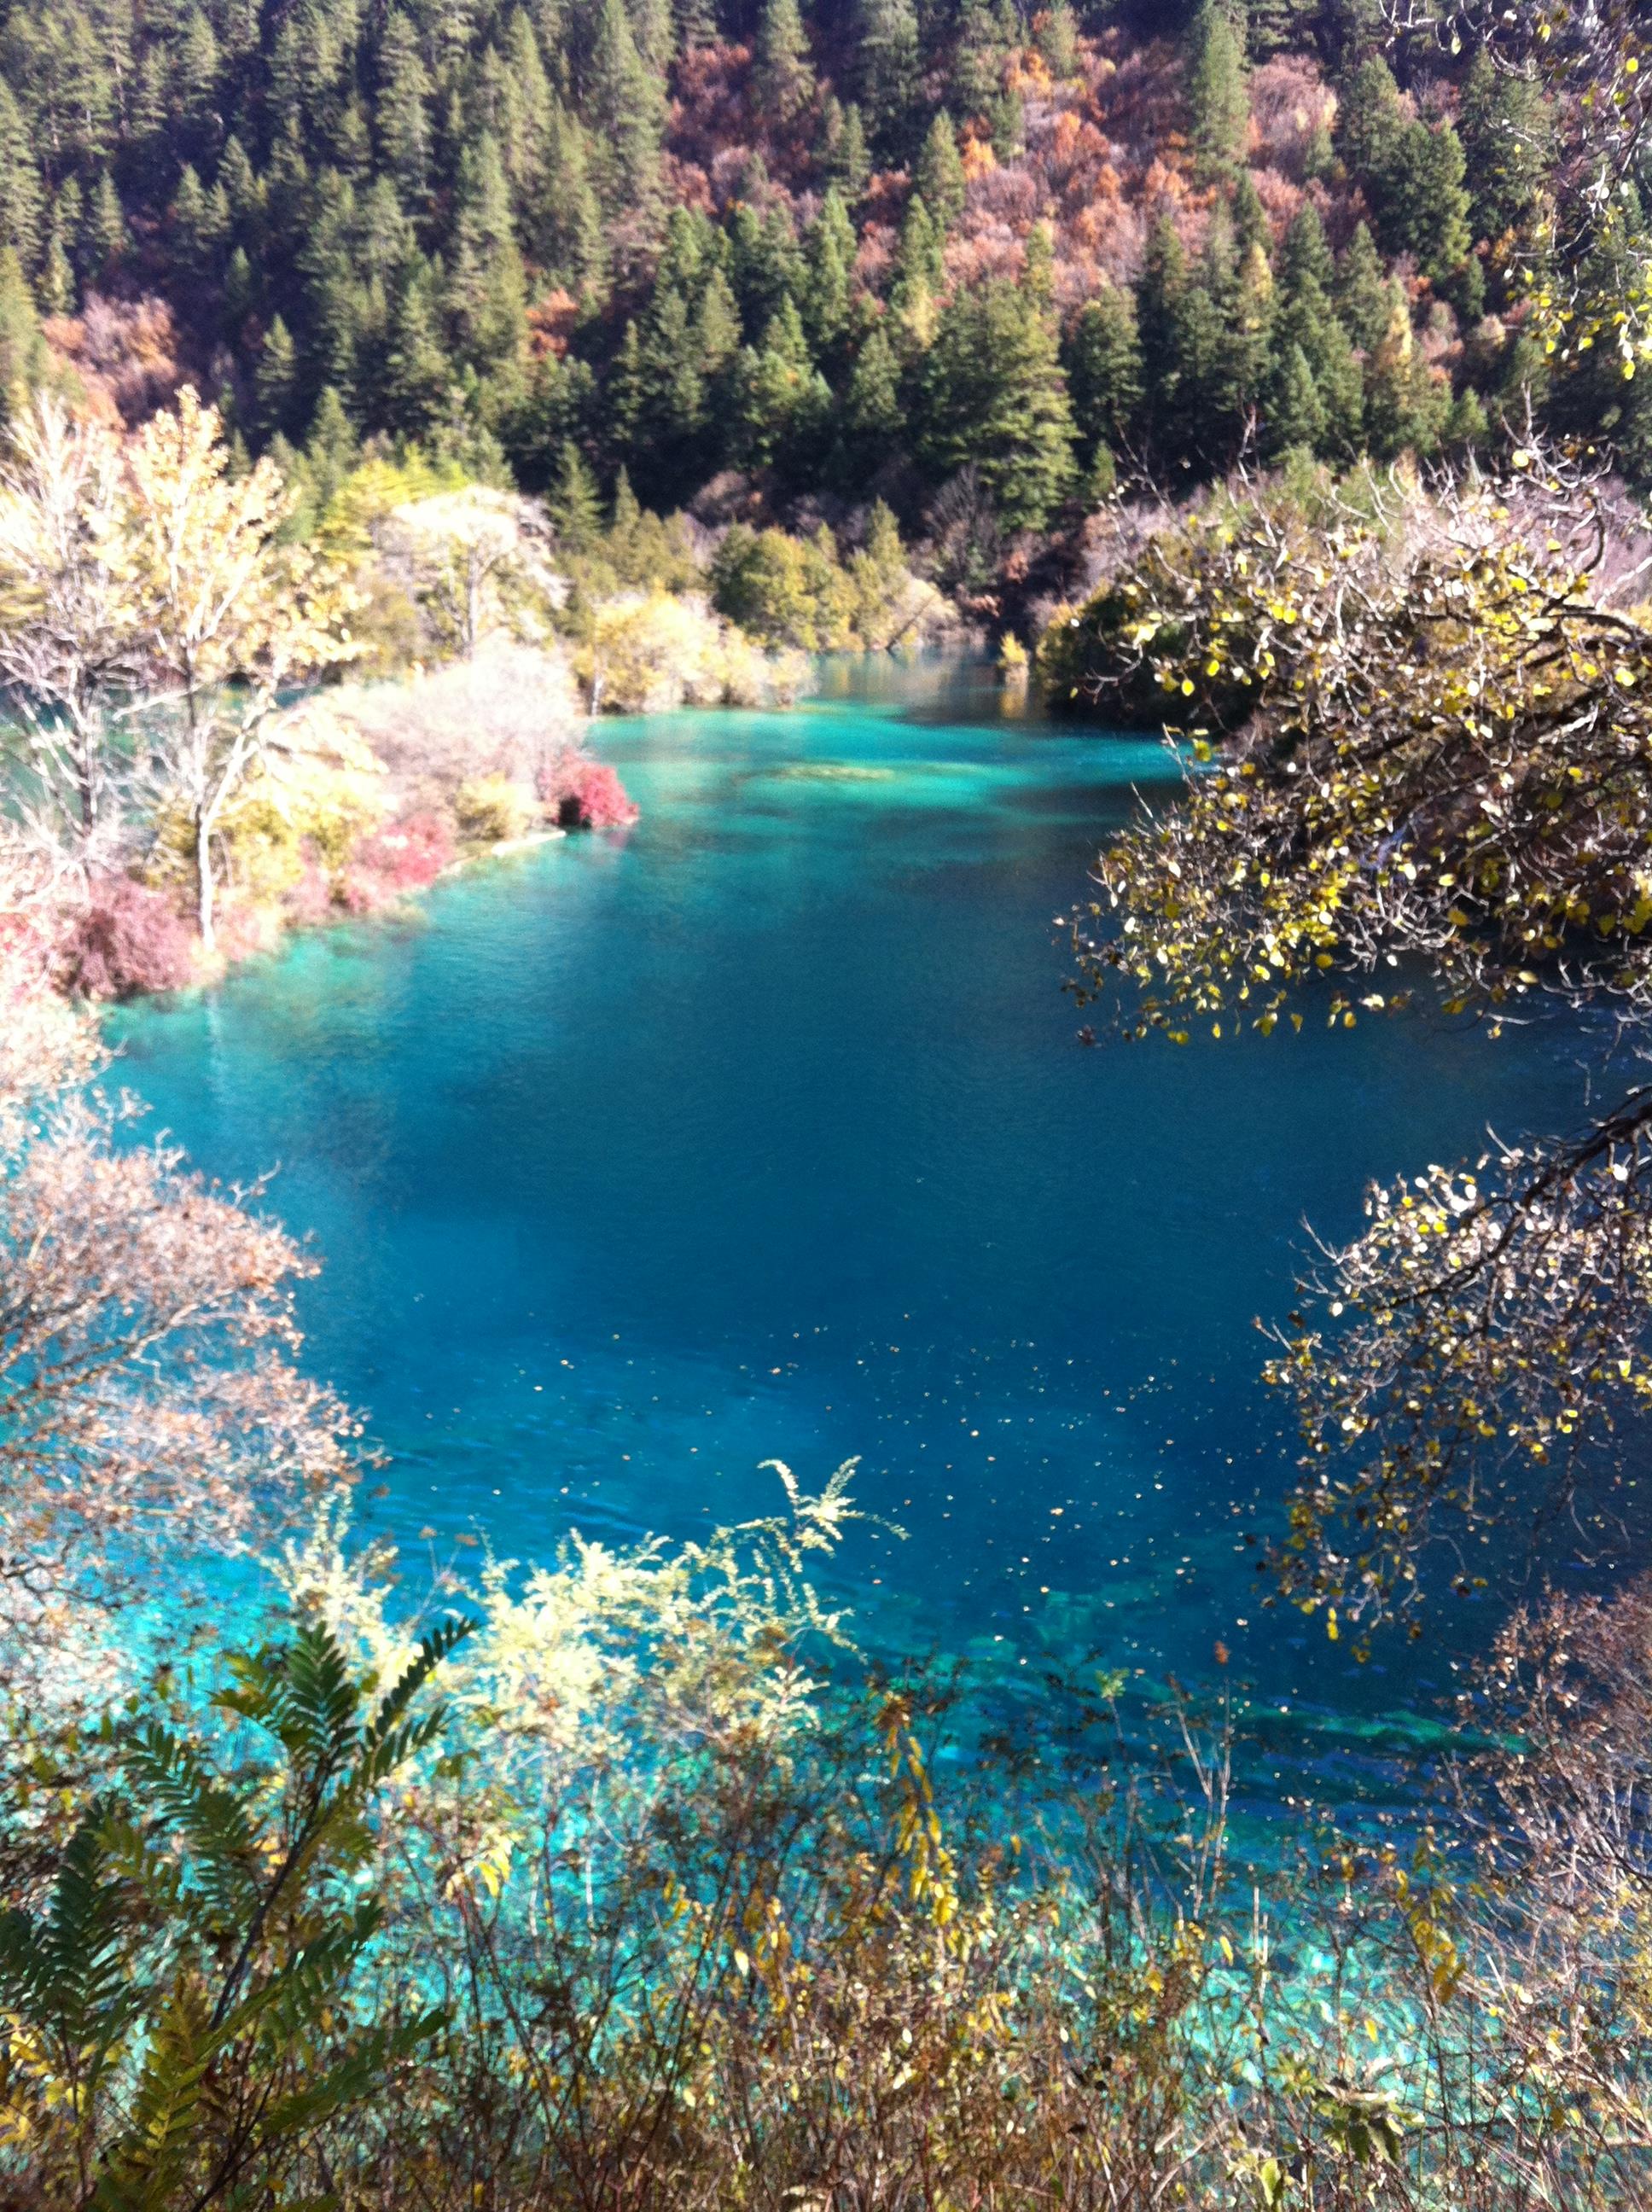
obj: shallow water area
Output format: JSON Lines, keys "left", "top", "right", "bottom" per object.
{"left": 111, "top": 656, "right": 1607, "bottom": 1822}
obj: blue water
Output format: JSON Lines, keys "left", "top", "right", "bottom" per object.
{"left": 112, "top": 660, "right": 1603, "bottom": 1808}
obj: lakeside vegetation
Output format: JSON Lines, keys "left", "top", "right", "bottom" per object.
{"left": 6, "top": 0, "right": 1652, "bottom": 2202}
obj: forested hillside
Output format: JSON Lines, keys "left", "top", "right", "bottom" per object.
{"left": 0, "top": 0, "right": 1632, "bottom": 579}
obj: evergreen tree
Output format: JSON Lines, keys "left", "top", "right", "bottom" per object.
{"left": 1037, "top": 0, "right": 1078, "bottom": 79}
{"left": 305, "top": 383, "right": 360, "bottom": 507}
{"left": 81, "top": 172, "right": 127, "bottom": 282}
{"left": 1275, "top": 276, "right": 1364, "bottom": 456}
{"left": 550, "top": 438, "right": 603, "bottom": 551}
{"left": 445, "top": 132, "right": 529, "bottom": 391}
{"left": 384, "top": 264, "right": 451, "bottom": 434}
{"left": 1389, "top": 116, "right": 1474, "bottom": 293}
{"left": 1336, "top": 55, "right": 1407, "bottom": 201}
{"left": 1365, "top": 294, "right": 1448, "bottom": 459}
{"left": 1137, "top": 212, "right": 1189, "bottom": 410}
{"left": 804, "top": 187, "right": 856, "bottom": 356}
{"left": 0, "top": 248, "right": 44, "bottom": 423}
{"left": 1232, "top": 170, "right": 1270, "bottom": 261}
{"left": 953, "top": 0, "right": 1003, "bottom": 119}
{"left": 916, "top": 111, "right": 966, "bottom": 233}
{"left": 755, "top": 0, "right": 815, "bottom": 123}
{"left": 256, "top": 315, "right": 300, "bottom": 440}
{"left": 1062, "top": 282, "right": 1144, "bottom": 467}
{"left": 1269, "top": 341, "right": 1326, "bottom": 456}
{"left": 738, "top": 296, "right": 830, "bottom": 472}
{"left": 1337, "top": 221, "right": 1390, "bottom": 352}
{"left": 587, "top": 0, "right": 665, "bottom": 211}
{"left": 919, "top": 278, "right": 1076, "bottom": 527}
{"left": 0, "top": 83, "right": 42, "bottom": 274}
{"left": 1188, "top": 0, "right": 1249, "bottom": 186}
{"left": 825, "top": 100, "right": 872, "bottom": 200}
{"left": 892, "top": 194, "right": 943, "bottom": 339}
{"left": 1280, "top": 202, "right": 1334, "bottom": 299}
{"left": 1445, "top": 382, "right": 1489, "bottom": 451}
{"left": 858, "top": 0, "right": 921, "bottom": 160}
{"left": 840, "top": 318, "right": 903, "bottom": 474}
{"left": 1458, "top": 48, "right": 1552, "bottom": 247}
{"left": 377, "top": 11, "right": 433, "bottom": 206}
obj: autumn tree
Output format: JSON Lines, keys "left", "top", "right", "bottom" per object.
{"left": 0, "top": 398, "right": 132, "bottom": 850}
{"left": 1051, "top": 461, "right": 1652, "bottom": 1645}
{"left": 115, "top": 390, "right": 358, "bottom": 949}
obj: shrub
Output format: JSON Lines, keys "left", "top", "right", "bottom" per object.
{"left": 454, "top": 773, "right": 538, "bottom": 844}
{"left": 340, "top": 811, "right": 457, "bottom": 909}
{"left": 59, "top": 876, "right": 195, "bottom": 999}
{"left": 328, "top": 645, "right": 582, "bottom": 812}
{"left": 576, "top": 590, "right": 806, "bottom": 713}
{"left": 544, "top": 757, "right": 640, "bottom": 830}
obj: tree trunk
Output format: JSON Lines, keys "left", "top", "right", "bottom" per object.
{"left": 195, "top": 807, "right": 215, "bottom": 950}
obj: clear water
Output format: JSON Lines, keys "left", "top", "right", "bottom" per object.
{"left": 111, "top": 660, "right": 1603, "bottom": 1814}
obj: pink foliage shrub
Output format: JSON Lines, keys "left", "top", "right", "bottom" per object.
{"left": 282, "top": 855, "right": 336, "bottom": 928}
{"left": 542, "top": 758, "right": 641, "bottom": 831}
{"left": 61, "top": 876, "right": 195, "bottom": 1000}
{"left": 340, "top": 811, "right": 457, "bottom": 911}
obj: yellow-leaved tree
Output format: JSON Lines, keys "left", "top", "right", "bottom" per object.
{"left": 115, "top": 388, "right": 359, "bottom": 946}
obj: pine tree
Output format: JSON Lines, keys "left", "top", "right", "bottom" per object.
{"left": 1390, "top": 117, "right": 1473, "bottom": 291}
{"left": 1336, "top": 55, "right": 1407, "bottom": 202}
{"left": 755, "top": 0, "right": 816, "bottom": 124}
{"left": 858, "top": 0, "right": 921, "bottom": 161}
{"left": 1137, "top": 212, "right": 1190, "bottom": 403}
{"left": 445, "top": 132, "right": 529, "bottom": 387}
{"left": 256, "top": 315, "right": 300, "bottom": 439}
{"left": 841, "top": 318, "right": 903, "bottom": 474}
{"left": 1280, "top": 203, "right": 1334, "bottom": 300}
{"left": 1188, "top": 0, "right": 1249, "bottom": 187}
{"left": 587, "top": 0, "right": 665, "bottom": 212}
{"left": 1458, "top": 49, "right": 1552, "bottom": 247}
{"left": 893, "top": 195, "right": 943, "bottom": 339}
{"left": 953, "top": 0, "right": 1003, "bottom": 120}
{"left": 1037, "top": 0, "right": 1078, "bottom": 79}
{"left": 1023, "top": 219, "right": 1056, "bottom": 313}
{"left": 1275, "top": 276, "right": 1364, "bottom": 456}
{"left": 919, "top": 278, "right": 1076, "bottom": 527}
{"left": 0, "top": 248, "right": 45, "bottom": 424}
{"left": 1365, "top": 295, "right": 1447, "bottom": 459}
{"left": 916, "top": 111, "right": 966, "bottom": 234}
{"left": 1336, "top": 222, "right": 1389, "bottom": 353}
{"left": 1269, "top": 341, "right": 1326, "bottom": 456}
{"left": 1444, "top": 382, "right": 1489, "bottom": 450}
{"left": 1062, "top": 282, "right": 1144, "bottom": 466}
{"left": 170, "top": 165, "right": 212, "bottom": 282}
{"left": 384, "top": 264, "right": 451, "bottom": 435}
{"left": 305, "top": 383, "right": 360, "bottom": 508}
{"left": 1232, "top": 170, "right": 1270, "bottom": 261}
{"left": 538, "top": 101, "right": 605, "bottom": 300}
{"left": 835, "top": 102, "right": 872, "bottom": 200}
{"left": 0, "top": 83, "right": 43, "bottom": 274}
{"left": 738, "top": 296, "right": 830, "bottom": 473}
{"left": 378, "top": 11, "right": 433, "bottom": 207}
{"left": 81, "top": 172, "right": 126, "bottom": 283}
{"left": 804, "top": 187, "right": 856, "bottom": 356}
{"left": 551, "top": 438, "right": 603, "bottom": 551}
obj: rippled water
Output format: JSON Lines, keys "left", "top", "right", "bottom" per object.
{"left": 112, "top": 659, "right": 1602, "bottom": 1813}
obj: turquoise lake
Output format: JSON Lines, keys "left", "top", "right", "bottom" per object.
{"left": 113, "top": 660, "right": 1603, "bottom": 1813}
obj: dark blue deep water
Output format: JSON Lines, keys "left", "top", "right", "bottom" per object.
{"left": 113, "top": 661, "right": 1603, "bottom": 1811}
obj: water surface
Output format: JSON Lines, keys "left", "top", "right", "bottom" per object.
{"left": 113, "top": 661, "right": 1603, "bottom": 1811}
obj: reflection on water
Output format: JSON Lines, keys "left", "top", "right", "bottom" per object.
{"left": 112, "top": 656, "right": 1607, "bottom": 1819}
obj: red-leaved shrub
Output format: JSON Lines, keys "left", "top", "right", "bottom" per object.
{"left": 61, "top": 876, "right": 195, "bottom": 1000}
{"left": 340, "top": 811, "right": 457, "bottom": 911}
{"left": 543, "top": 759, "right": 641, "bottom": 830}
